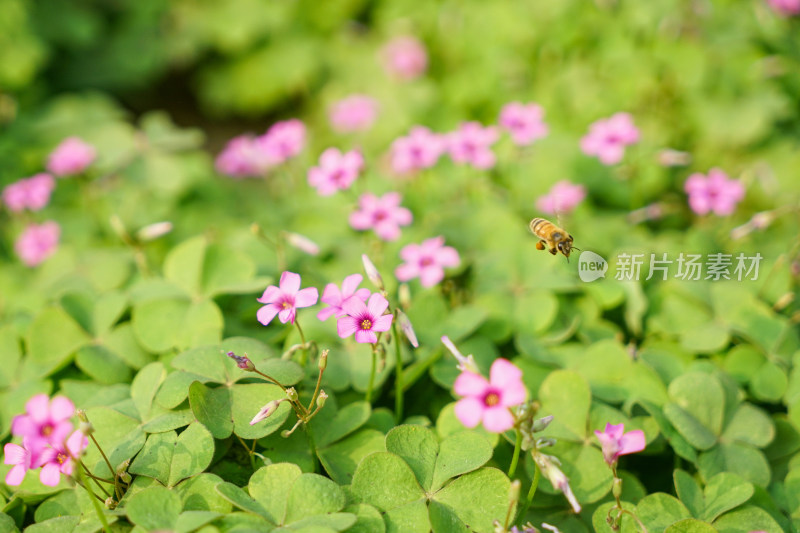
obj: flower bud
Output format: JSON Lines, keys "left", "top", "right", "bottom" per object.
{"left": 79, "top": 420, "right": 95, "bottom": 436}
{"left": 534, "top": 453, "right": 581, "bottom": 513}
{"left": 508, "top": 479, "right": 521, "bottom": 503}
{"left": 119, "top": 471, "right": 132, "bottom": 484}
{"left": 76, "top": 409, "right": 88, "bottom": 423}
{"left": 532, "top": 415, "right": 554, "bottom": 433}
{"left": 398, "top": 283, "right": 411, "bottom": 309}
{"left": 362, "top": 254, "right": 384, "bottom": 290}
{"left": 285, "top": 232, "right": 320, "bottom": 256}
{"left": 135, "top": 221, "right": 173, "bottom": 242}
{"left": 227, "top": 351, "right": 255, "bottom": 371}
{"left": 105, "top": 497, "right": 117, "bottom": 509}
{"left": 441, "top": 336, "right": 479, "bottom": 373}
{"left": 397, "top": 309, "right": 419, "bottom": 348}
{"left": 286, "top": 387, "right": 299, "bottom": 402}
{"left": 318, "top": 349, "right": 329, "bottom": 371}
{"left": 612, "top": 476, "right": 623, "bottom": 500}
{"left": 250, "top": 400, "right": 282, "bottom": 425}
{"left": 316, "top": 390, "right": 328, "bottom": 408}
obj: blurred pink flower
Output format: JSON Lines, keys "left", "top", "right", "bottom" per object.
{"left": 285, "top": 232, "right": 319, "bottom": 256}
{"left": 448, "top": 122, "right": 499, "bottom": 169}
{"left": 308, "top": 148, "right": 364, "bottom": 196}
{"left": 349, "top": 192, "right": 413, "bottom": 241}
{"left": 337, "top": 293, "right": 393, "bottom": 344}
{"left": 257, "top": 119, "right": 306, "bottom": 162}
{"left": 318, "top": 273, "right": 371, "bottom": 321}
{"left": 580, "top": 112, "right": 639, "bottom": 165}
{"left": 46, "top": 137, "right": 96, "bottom": 176}
{"left": 382, "top": 36, "right": 428, "bottom": 80}
{"left": 257, "top": 271, "right": 319, "bottom": 326}
{"left": 684, "top": 168, "right": 745, "bottom": 216}
{"left": 536, "top": 181, "right": 587, "bottom": 215}
{"left": 594, "top": 423, "right": 645, "bottom": 466}
{"left": 454, "top": 358, "right": 527, "bottom": 433}
{"left": 3, "top": 442, "right": 37, "bottom": 486}
{"left": 2, "top": 173, "right": 56, "bottom": 212}
{"left": 499, "top": 102, "right": 549, "bottom": 146}
{"left": 329, "top": 95, "right": 379, "bottom": 133}
{"left": 38, "top": 430, "right": 88, "bottom": 487}
{"left": 390, "top": 126, "right": 446, "bottom": 175}
{"left": 15, "top": 221, "right": 60, "bottom": 267}
{"left": 768, "top": 0, "right": 800, "bottom": 14}
{"left": 215, "top": 135, "right": 277, "bottom": 178}
{"left": 395, "top": 236, "right": 460, "bottom": 288}
{"left": 11, "top": 394, "right": 75, "bottom": 455}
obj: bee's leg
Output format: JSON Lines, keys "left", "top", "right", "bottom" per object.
{"left": 536, "top": 241, "right": 545, "bottom": 250}
{"left": 549, "top": 247, "right": 557, "bottom": 255}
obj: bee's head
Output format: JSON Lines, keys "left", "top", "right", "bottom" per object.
{"left": 557, "top": 240, "right": 572, "bottom": 259}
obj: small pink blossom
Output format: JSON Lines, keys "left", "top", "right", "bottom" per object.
{"left": 349, "top": 192, "right": 413, "bottom": 241}
{"left": 453, "top": 358, "right": 527, "bottom": 433}
{"left": 318, "top": 274, "right": 371, "bottom": 322}
{"left": 15, "top": 221, "right": 60, "bottom": 267}
{"left": 256, "top": 119, "right": 306, "bottom": 163}
{"left": 684, "top": 168, "right": 745, "bottom": 216}
{"left": 47, "top": 137, "right": 96, "bottom": 176}
{"left": 448, "top": 122, "right": 499, "bottom": 169}
{"left": 336, "top": 293, "right": 394, "bottom": 344}
{"left": 395, "top": 236, "right": 460, "bottom": 288}
{"left": 535, "top": 181, "right": 587, "bottom": 215}
{"left": 3, "top": 442, "right": 37, "bottom": 486}
{"left": 580, "top": 112, "right": 639, "bottom": 165}
{"left": 390, "top": 126, "right": 446, "bottom": 175}
{"left": 215, "top": 135, "right": 277, "bottom": 178}
{"left": 329, "top": 95, "right": 379, "bottom": 133}
{"left": 594, "top": 423, "right": 646, "bottom": 466}
{"left": 498, "top": 102, "right": 549, "bottom": 146}
{"left": 382, "top": 36, "right": 428, "bottom": 80}
{"left": 38, "top": 430, "right": 88, "bottom": 487}
{"left": 307, "top": 148, "right": 364, "bottom": 196}
{"left": 2, "top": 173, "right": 56, "bottom": 212}
{"left": 11, "top": 394, "right": 76, "bottom": 454}
{"left": 767, "top": 0, "right": 800, "bottom": 14}
{"left": 256, "top": 271, "right": 319, "bottom": 326}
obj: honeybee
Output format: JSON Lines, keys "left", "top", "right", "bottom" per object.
{"left": 529, "top": 217, "right": 576, "bottom": 261}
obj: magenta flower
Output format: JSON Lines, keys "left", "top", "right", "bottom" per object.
{"left": 349, "top": 192, "right": 413, "bottom": 241}
{"left": 382, "top": 36, "right": 428, "bottom": 80}
{"left": 498, "top": 102, "right": 549, "bottom": 146}
{"left": 256, "top": 271, "right": 319, "bottom": 326}
{"left": 580, "top": 112, "right": 640, "bottom": 165}
{"left": 14, "top": 221, "right": 60, "bottom": 267}
{"left": 3, "top": 443, "right": 37, "bottom": 486}
{"left": 215, "top": 135, "right": 277, "bottom": 178}
{"left": 453, "top": 358, "right": 527, "bottom": 433}
{"left": 448, "top": 122, "right": 500, "bottom": 169}
{"left": 11, "top": 394, "right": 75, "bottom": 453}
{"left": 47, "top": 137, "right": 96, "bottom": 176}
{"left": 395, "top": 236, "right": 460, "bottom": 288}
{"left": 38, "top": 430, "right": 88, "bottom": 487}
{"left": 317, "top": 273, "right": 371, "bottom": 321}
{"left": 535, "top": 181, "right": 587, "bottom": 215}
{"left": 329, "top": 95, "right": 379, "bottom": 133}
{"left": 337, "top": 293, "right": 394, "bottom": 344}
{"left": 256, "top": 119, "right": 306, "bottom": 163}
{"left": 2, "top": 173, "right": 56, "bottom": 212}
{"left": 594, "top": 423, "right": 645, "bottom": 466}
{"left": 307, "top": 148, "right": 364, "bottom": 196}
{"left": 390, "top": 126, "right": 446, "bottom": 175}
{"left": 684, "top": 168, "right": 745, "bottom": 216}
{"left": 768, "top": 0, "right": 800, "bottom": 14}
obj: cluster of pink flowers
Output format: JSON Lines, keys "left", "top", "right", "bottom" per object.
{"left": 2, "top": 173, "right": 55, "bottom": 212}
{"left": 349, "top": 192, "right": 413, "bottom": 241}
{"left": 4, "top": 394, "right": 88, "bottom": 487}
{"left": 329, "top": 95, "right": 380, "bottom": 133}
{"left": 536, "top": 180, "right": 587, "bottom": 215}
{"left": 46, "top": 137, "right": 96, "bottom": 176}
{"left": 580, "top": 112, "right": 640, "bottom": 165}
{"left": 684, "top": 168, "right": 745, "bottom": 216}
{"left": 307, "top": 148, "right": 364, "bottom": 196}
{"left": 14, "top": 221, "right": 61, "bottom": 267}
{"left": 381, "top": 36, "right": 428, "bottom": 80}
{"left": 768, "top": 0, "right": 800, "bottom": 15}
{"left": 216, "top": 119, "right": 306, "bottom": 178}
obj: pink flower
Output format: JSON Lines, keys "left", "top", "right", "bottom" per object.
{"left": 580, "top": 112, "right": 639, "bottom": 165}
{"left": 395, "top": 236, "right": 460, "bottom": 288}
{"left": 768, "top": 0, "right": 800, "bottom": 15}
{"left": 215, "top": 135, "right": 277, "bottom": 178}
{"left": 390, "top": 126, "right": 446, "bottom": 175}
{"left": 46, "top": 137, "right": 96, "bottom": 176}
{"left": 2, "top": 173, "right": 56, "bottom": 212}
{"left": 382, "top": 36, "right": 428, "bottom": 80}
{"left": 15, "top": 221, "right": 60, "bottom": 267}
{"left": 684, "top": 168, "right": 745, "bottom": 216}
{"left": 11, "top": 394, "right": 75, "bottom": 454}
{"left": 336, "top": 293, "right": 394, "bottom": 344}
{"left": 535, "top": 181, "right": 587, "bottom": 215}
{"left": 3, "top": 443, "right": 37, "bottom": 486}
{"left": 329, "top": 95, "right": 379, "bottom": 133}
{"left": 307, "top": 148, "right": 364, "bottom": 196}
{"left": 453, "top": 358, "right": 527, "bottom": 433}
{"left": 256, "top": 119, "right": 306, "bottom": 163}
{"left": 498, "top": 102, "right": 549, "bottom": 146}
{"left": 448, "top": 122, "right": 499, "bottom": 169}
{"left": 256, "top": 271, "right": 319, "bottom": 326}
{"left": 317, "top": 274, "right": 371, "bottom": 321}
{"left": 594, "top": 423, "right": 645, "bottom": 466}
{"left": 38, "top": 430, "right": 88, "bottom": 487}
{"left": 349, "top": 192, "right": 413, "bottom": 241}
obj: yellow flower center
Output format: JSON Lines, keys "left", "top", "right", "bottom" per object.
{"left": 484, "top": 393, "right": 500, "bottom": 406}
{"left": 360, "top": 319, "right": 373, "bottom": 330}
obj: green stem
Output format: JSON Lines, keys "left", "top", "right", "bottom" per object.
{"left": 295, "top": 320, "right": 308, "bottom": 366}
{"left": 507, "top": 429, "right": 523, "bottom": 478}
{"left": 253, "top": 369, "right": 286, "bottom": 389}
{"left": 236, "top": 435, "right": 257, "bottom": 471}
{"left": 75, "top": 463, "right": 111, "bottom": 533}
{"left": 305, "top": 423, "right": 319, "bottom": 473}
{"left": 391, "top": 321, "right": 404, "bottom": 422}
{"left": 366, "top": 347, "right": 377, "bottom": 403}
{"left": 515, "top": 462, "right": 540, "bottom": 524}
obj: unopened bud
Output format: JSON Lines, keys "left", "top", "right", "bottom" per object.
{"left": 119, "top": 471, "right": 132, "bottom": 484}
{"left": 441, "top": 336, "right": 479, "bottom": 373}
{"left": 774, "top": 292, "right": 795, "bottom": 311}
{"left": 286, "top": 387, "right": 299, "bottom": 402}
{"left": 227, "top": 351, "right": 255, "bottom": 371}
{"left": 285, "top": 232, "right": 320, "bottom": 256}
{"left": 250, "top": 399, "right": 282, "bottom": 425}
{"left": 398, "top": 283, "right": 411, "bottom": 309}
{"left": 612, "top": 477, "right": 623, "bottom": 500}
{"left": 541, "top": 523, "right": 560, "bottom": 533}
{"left": 79, "top": 421, "right": 94, "bottom": 436}
{"left": 532, "top": 415, "right": 554, "bottom": 433}
{"left": 362, "top": 254, "right": 384, "bottom": 290}
{"left": 318, "top": 349, "right": 329, "bottom": 371}
{"left": 76, "top": 409, "right": 88, "bottom": 423}
{"left": 316, "top": 390, "right": 328, "bottom": 408}
{"left": 536, "top": 437, "right": 556, "bottom": 448}
{"left": 135, "top": 221, "right": 173, "bottom": 242}
{"left": 397, "top": 309, "right": 419, "bottom": 348}
{"left": 508, "top": 479, "right": 521, "bottom": 503}
{"left": 534, "top": 453, "right": 581, "bottom": 514}
{"left": 105, "top": 497, "right": 116, "bottom": 509}
{"left": 657, "top": 148, "right": 691, "bottom": 167}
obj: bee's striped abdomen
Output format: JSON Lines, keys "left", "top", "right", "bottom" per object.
{"left": 529, "top": 217, "right": 554, "bottom": 238}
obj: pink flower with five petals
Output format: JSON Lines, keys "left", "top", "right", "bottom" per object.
{"left": 580, "top": 112, "right": 639, "bottom": 165}
{"left": 47, "top": 137, "right": 96, "bottom": 176}
{"left": 318, "top": 274, "right": 371, "bottom": 322}
{"left": 453, "top": 358, "right": 527, "bottom": 433}
{"left": 38, "top": 429, "right": 88, "bottom": 487}
{"left": 389, "top": 126, "right": 446, "bottom": 175}
{"left": 382, "top": 36, "right": 428, "bottom": 80}
{"left": 329, "top": 95, "right": 379, "bottom": 133}
{"left": 11, "top": 394, "right": 75, "bottom": 454}
{"left": 14, "top": 221, "right": 60, "bottom": 267}
{"left": 499, "top": 102, "right": 549, "bottom": 146}
{"left": 337, "top": 293, "right": 394, "bottom": 344}
{"left": 308, "top": 148, "right": 364, "bottom": 196}
{"left": 257, "top": 272, "right": 319, "bottom": 326}
{"left": 395, "top": 236, "right": 460, "bottom": 288}
{"left": 448, "top": 122, "right": 499, "bottom": 169}
{"left": 535, "top": 181, "right": 587, "bottom": 215}
{"left": 684, "top": 168, "right": 745, "bottom": 216}
{"left": 594, "top": 423, "right": 645, "bottom": 466}
{"left": 349, "top": 192, "right": 413, "bottom": 242}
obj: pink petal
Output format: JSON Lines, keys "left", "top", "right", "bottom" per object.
{"left": 393, "top": 207, "right": 413, "bottom": 225}
{"left": 279, "top": 271, "right": 301, "bottom": 295}
{"left": 337, "top": 316, "right": 360, "bottom": 338}
{"left": 66, "top": 430, "right": 87, "bottom": 456}
{"left": 489, "top": 359, "right": 521, "bottom": 386}
{"left": 5, "top": 464, "right": 27, "bottom": 485}
{"left": 3, "top": 443, "right": 28, "bottom": 466}
{"left": 366, "top": 293, "right": 389, "bottom": 317}
{"left": 40, "top": 463, "right": 62, "bottom": 486}
{"left": 341, "top": 274, "right": 364, "bottom": 297}
{"left": 49, "top": 396, "right": 75, "bottom": 421}
{"left": 26, "top": 394, "right": 50, "bottom": 423}
{"left": 320, "top": 283, "right": 342, "bottom": 306}
{"left": 375, "top": 221, "right": 401, "bottom": 241}
{"left": 481, "top": 406, "right": 515, "bottom": 433}
{"left": 278, "top": 307, "right": 296, "bottom": 324}
{"left": 353, "top": 288, "right": 371, "bottom": 302}
{"left": 598, "top": 145, "right": 624, "bottom": 165}
{"left": 319, "top": 148, "right": 342, "bottom": 168}
{"left": 394, "top": 263, "right": 419, "bottom": 282}
{"left": 454, "top": 397, "right": 484, "bottom": 428}
{"left": 317, "top": 307, "right": 338, "bottom": 321}
{"left": 603, "top": 423, "right": 625, "bottom": 440}
{"left": 349, "top": 210, "right": 373, "bottom": 230}
{"left": 419, "top": 266, "right": 444, "bottom": 288}
{"left": 10, "top": 415, "right": 35, "bottom": 438}
{"left": 454, "top": 371, "right": 490, "bottom": 397}
{"left": 257, "top": 285, "right": 282, "bottom": 304}
{"left": 500, "top": 381, "right": 527, "bottom": 407}
{"left": 399, "top": 243, "right": 421, "bottom": 262}
{"left": 435, "top": 246, "right": 460, "bottom": 268}
{"left": 355, "top": 329, "right": 378, "bottom": 344}
{"left": 618, "top": 430, "right": 646, "bottom": 455}
{"left": 294, "top": 287, "right": 319, "bottom": 308}
{"left": 342, "top": 296, "right": 368, "bottom": 318}
{"left": 372, "top": 314, "right": 393, "bottom": 332}
{"left": 257, "top": 304, "right": 280, "bottom": 326}
{"left": 49, "top": 421, "right": 73, "bottom": 447}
